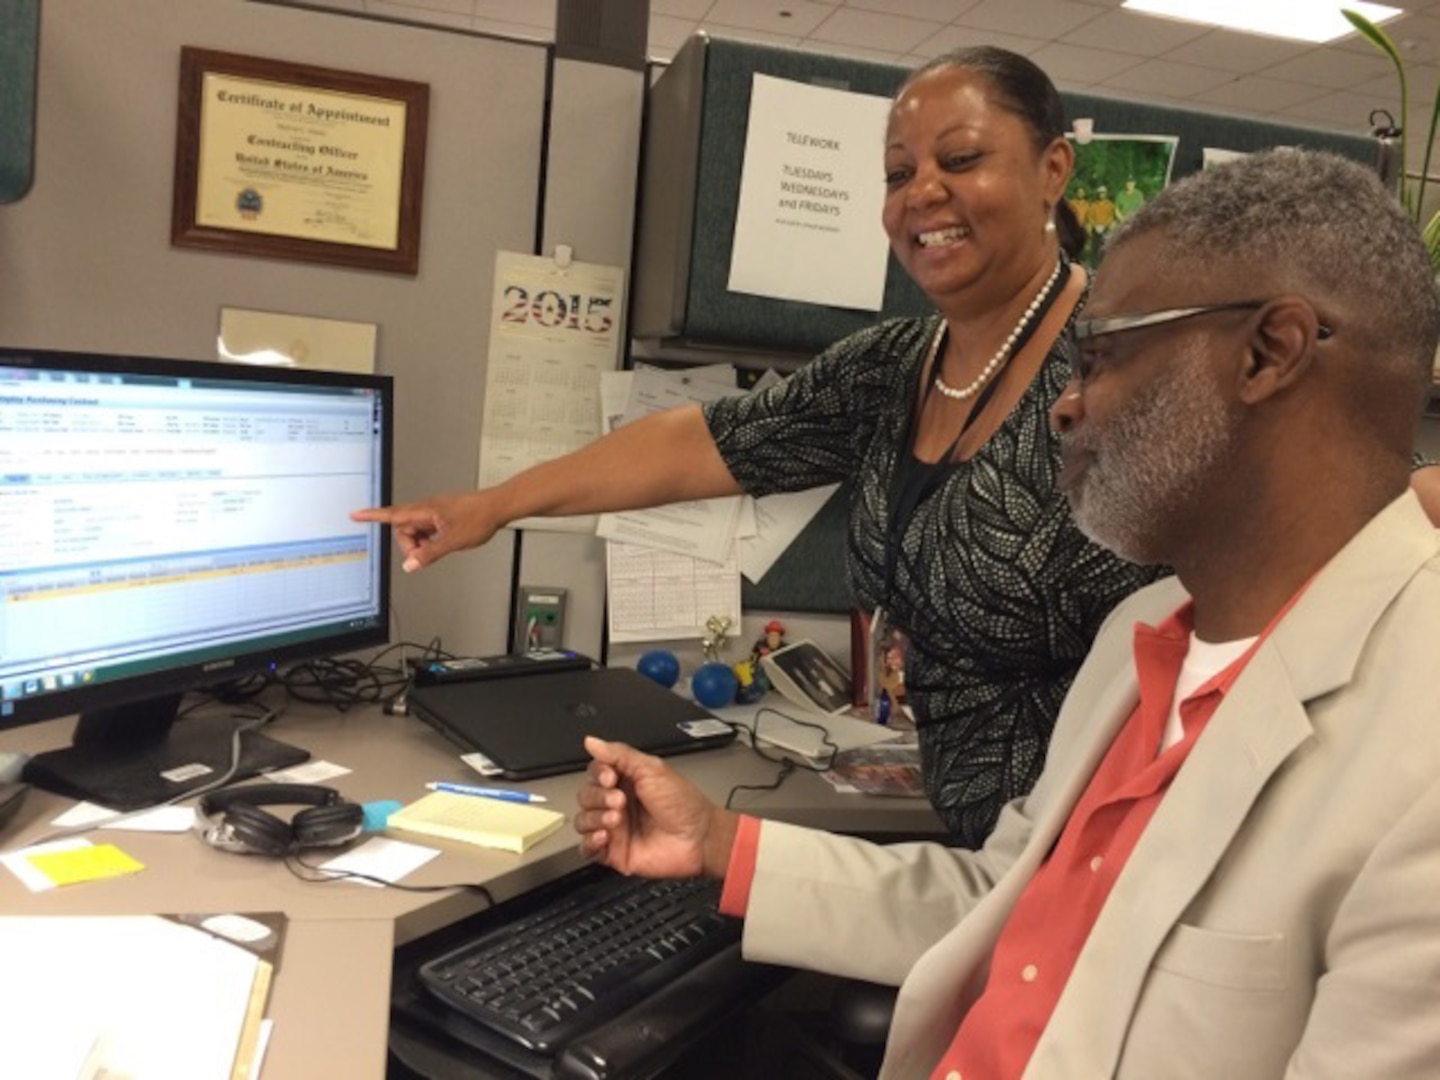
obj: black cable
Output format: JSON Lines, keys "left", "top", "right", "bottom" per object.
{"left": 720, "top": 705, "right": 842, "bottom": 808}
{"left": 725, "top": 758, "right": 797, "bottom": 809}
{"left": 277, "top": 638, "right": 450, "bottom": 712}
{"left": 283, "top": 850, "right": 496, "bottom": 899}
{"left": 4, "top": 704, "right": 281, "bottom": 852}
{"left": 733, "top": 705, "right": 842, "bottom": 770}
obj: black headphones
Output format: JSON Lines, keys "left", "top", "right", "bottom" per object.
{"left": 195, "top": 783, "right": 365, "bottom": 856}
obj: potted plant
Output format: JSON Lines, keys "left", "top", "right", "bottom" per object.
{"left": 1343, "top": 8, "right": 1440, "bottom": 271}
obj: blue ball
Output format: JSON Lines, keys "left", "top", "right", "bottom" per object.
{"left": 691, "top": 661, "right": 739, "bottom": 709}
{"left": 636, "top": 649, "right": 681, "bottom": 688}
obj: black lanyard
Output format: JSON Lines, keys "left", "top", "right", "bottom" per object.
{"left": 881, "top": 256, "right": 1069, "bottom": 609}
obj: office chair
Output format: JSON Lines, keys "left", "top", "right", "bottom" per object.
{"left": 825, "top": 977, "right": 896, "bottom": 1077}
{"left": 747, "top": 973, "right": 896, "bottom": 1080}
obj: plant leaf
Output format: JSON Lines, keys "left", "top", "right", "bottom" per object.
{"left": 1422, "top": 210, "right": 1440, "bottom": 276}
{"left": 1342, "top": 9, "right": 1404, "bottom": 66}
{"left": 1343, "top": 9, "right": 1414, "bottom": 218}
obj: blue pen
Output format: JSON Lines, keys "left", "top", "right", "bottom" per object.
{"left": 426, "top": 782, "right": 548, "bottom": 804}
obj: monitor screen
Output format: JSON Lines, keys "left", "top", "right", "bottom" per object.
{"left": 0, "top": 346, "right": 392, "bottom": 809}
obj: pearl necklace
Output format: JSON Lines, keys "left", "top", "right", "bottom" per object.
{"left": 933, "top": 257, "right": 1066, "bottom": 401}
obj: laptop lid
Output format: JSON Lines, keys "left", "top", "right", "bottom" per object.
{"left": 407, "top": 666, "right": 736, "bottom": 780}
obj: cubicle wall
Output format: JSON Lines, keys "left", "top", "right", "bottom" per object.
{"left": 633, "top": 33, "right": 1378, "bottom": 359}
{"left": 631, "top": 33, "right": 1381, "bottom": 614}
{"left": 0, "top": 0, "right": 548, "bottom": 657}
{"left": 0, "top": 0, "right": 39, "bottom": 205}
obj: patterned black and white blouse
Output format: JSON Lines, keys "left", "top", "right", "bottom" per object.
{"left": 704, "top": 314, "right": 1164, "bottom": 846}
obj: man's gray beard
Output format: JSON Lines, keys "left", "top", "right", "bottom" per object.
{"left": 1067, "top": 351, "right": 1234, "bottom": 563}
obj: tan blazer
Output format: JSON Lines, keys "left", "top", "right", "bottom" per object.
{"left": 743, "top": 493, "right": 1440, "bottom": 1079}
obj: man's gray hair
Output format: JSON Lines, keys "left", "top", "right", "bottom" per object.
{"left": 1108, "top": 149, "right": 1440, "bottom": 388}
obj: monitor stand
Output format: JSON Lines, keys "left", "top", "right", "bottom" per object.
{"left": 23, "top": 693, "right": 310, "bottom": 811}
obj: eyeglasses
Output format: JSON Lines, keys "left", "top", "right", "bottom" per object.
{"left": 1074, "top": 301, "right": 1334, "bottom": 343}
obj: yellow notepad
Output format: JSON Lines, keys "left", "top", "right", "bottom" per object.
{"left": 386, "top": 791, "right": 566, "bottom": 853}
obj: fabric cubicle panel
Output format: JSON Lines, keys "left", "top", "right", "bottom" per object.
{"left": 639, "top": 35, "right": 1378, "bottom": 613}
{"left": 1060, "top": 90, "right": 1376, "bottom": 177}
{"left": 0, "top": 0, "right": 40, "bottom": 204}
{"left": 676, "top": 39, "right": 930, "bottom": 354}
{"left": 634, "top": 34, "right": 1378, "bottom": 361}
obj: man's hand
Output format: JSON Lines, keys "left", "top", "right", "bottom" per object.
{"left": 351, "top": 490, "right": 500, "bottom": 572}
{"left": 575, "top": 736, "right": 738, "bottom": 879}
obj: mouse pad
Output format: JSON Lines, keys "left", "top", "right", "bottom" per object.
{"left": 408, "top": 667, "right": 734, "bottom": 780}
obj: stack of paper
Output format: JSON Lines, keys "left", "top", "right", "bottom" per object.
{"left": 0, "top": 913, "right": 280, "bottom": 1080}
{"left": 386, "top": 791, "right": 566, "bottom": 853}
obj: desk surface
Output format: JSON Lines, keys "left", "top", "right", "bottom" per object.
{"left": 0, "top": 698, "right": 941, "bottom": 1079}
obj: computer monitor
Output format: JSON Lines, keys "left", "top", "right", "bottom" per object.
{"left": 0, "top": 346, "right": 393, "bottom": 809}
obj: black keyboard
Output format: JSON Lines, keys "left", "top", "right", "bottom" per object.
{"left": 417, "top": 872, "right": 742, "bottom": 1054}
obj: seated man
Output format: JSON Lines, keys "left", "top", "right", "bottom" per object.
{"left": 575, "top": 148, "right": 1440, "bottom": 1079}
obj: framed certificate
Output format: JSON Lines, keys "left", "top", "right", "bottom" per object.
{"left": 171, "top": 47, "right": 429, "bottom": 274}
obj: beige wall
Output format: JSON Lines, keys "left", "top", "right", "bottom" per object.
{"left": 0, "top": 0, "right": 548, "bottom": 655}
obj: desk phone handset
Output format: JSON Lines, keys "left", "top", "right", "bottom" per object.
{"left": 413, "top": 649, "right": 593, "bottom": 686}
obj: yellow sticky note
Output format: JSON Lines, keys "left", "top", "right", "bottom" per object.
{"left": 27, "top": 843, "right": 145, "bottom": 886}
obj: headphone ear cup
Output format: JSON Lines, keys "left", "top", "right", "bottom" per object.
{"left": 292, "top": 802, "right": 365, "bottom": 848}
{"left": 221, "top": 802, "right": 295, "bottom": 857}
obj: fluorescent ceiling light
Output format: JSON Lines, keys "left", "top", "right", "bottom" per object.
{"left": 1122, "top": 0, "right": 1402, "bottom": 44}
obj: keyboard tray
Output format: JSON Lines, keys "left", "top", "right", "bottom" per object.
{"left": 390, "top": 865, "right": 788, "bottom": 1079}
{"left": 417, "top": 873, "right": 739, "bottom": 1054}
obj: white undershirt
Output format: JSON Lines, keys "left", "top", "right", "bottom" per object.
{"left": 1162, "top": 633, "right": 1257, "bottom": 752}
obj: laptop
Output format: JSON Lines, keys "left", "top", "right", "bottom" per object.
{"left": 407, "top": 666, "right": 736, "bottom": 780}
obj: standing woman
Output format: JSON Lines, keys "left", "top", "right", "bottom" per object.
{"left": 355, "top": 48, "right": 1162, "bottom": 847}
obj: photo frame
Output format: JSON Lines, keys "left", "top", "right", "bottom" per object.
{"left": 760, "top": 639, "right": 853, "bottom": 716}
{"left": 171, "top": 47, "right": 429, "bottom": 274}
{"left": 1064, "top": 133, "right": 1178, "bottom": 270}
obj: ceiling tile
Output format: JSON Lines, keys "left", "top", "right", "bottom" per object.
{"left": 1405, "top": 104, "right": 1440, "bottom": 141}
{"left": 1028, "top": 42, "right": 1143, "bottom": 83}
{"left": 1193, "top": 75, "right": 1322, "bottom": 114}
{"left": 388, "top": 0, "right": 475, "bottom": 16}
{"left": 841, "top": 0, "right": 979, "bottom": 21}
{"left": 909, "top": 23, "right": 1050, "bottom": 59}
{"left": 1280, "top": 89, "right": 1390, "bottom": 130}
{"left": 367, "top": 0, "right": 473, "bottom": 30}
{"left": 1062, "top": 8, "right": 1209, "bottom": 56}
{"left": 1098, "top": 57, "right": 1235, "bottom": 98}
{"left": 652, "top": 0, "right": 716, "bottom": 18}
{"left": 470, "top": 16, "right": 550, "bottom": 39}
{"left": 955, "top": 0, "right": 1106, "bottom": 42}
{"left": 799, "top": 40, "right": 912, "bottom": 64}
{"left": 696, "top": 22, "right": 807, "bottom": 48}
{"left": 811, "top": 8, "right": 943, "bottom": 52}
{"left": 1264, "top": 47, "right": 1392, "bottom": 90}
{"left": 1162, "top": 29, "right": 1309, "bottom": 75}
{"left": 704, "top": 0, "right": 838, "bottom": 37}
{"left": 469, "top": 0, "right": 555, "bottom": 29}
{"left": 651, "top": 14, "right": 703, "bottom": 51}
{"left": 279, "top": 0, "right": 1440, "bottom": 129}
{"left": 1344, "top": 11, "right": 1440, "bottom": 64}
{"left": 1354, "top": 62, "right": 1440, "bottom": 109}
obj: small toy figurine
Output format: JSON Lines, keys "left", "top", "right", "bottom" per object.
{"left": 875, "top": 643, "right": 906, "bottom": 725}
{"left": 753, "top": 619, "right": 786, "bottom": 660}
{"left": 701, "top": 614, "right": 733, "bottom": 663}
{"left": 745, "top": 619, "right": 786, "bottom": 697}
{"left": 732, "top": 657, "right": 765, "bottom": 705}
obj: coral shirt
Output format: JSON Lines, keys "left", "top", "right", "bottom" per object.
{"left": 935, "top": 601, "right": 1260, "bottom": 1078}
